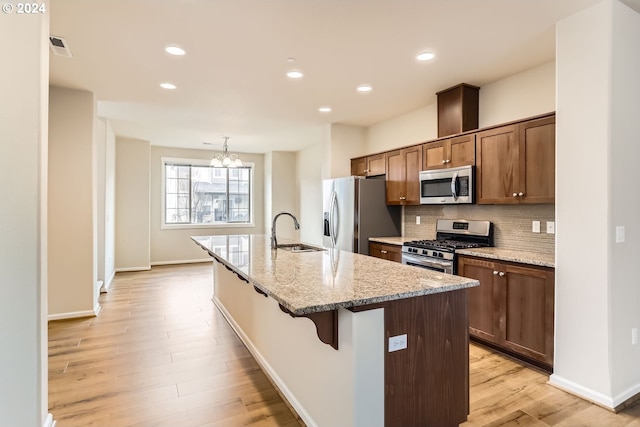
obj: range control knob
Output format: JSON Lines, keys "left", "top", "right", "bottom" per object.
{"left": 438, "top": 253, "right": 444, "bottom": 258}
{"left": 422, "top": 249, "right": 429, "bottom": 256}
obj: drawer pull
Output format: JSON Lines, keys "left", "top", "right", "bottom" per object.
{"left": 380, "top": 250, "right": 388, "bottom": 254}
{"left": 499, "top": 272, "right": 505, "bottom": 277}
{"left": 493, "top": 270, "right": 499, "bottom": 275}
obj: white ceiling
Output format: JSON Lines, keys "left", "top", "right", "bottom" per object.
{"left": 49, "top": 0, "right": 637, "bottom": 154}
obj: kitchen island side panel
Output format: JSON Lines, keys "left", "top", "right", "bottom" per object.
{"left": 213, "top": 262, "right": 385, "bottom": 427}
{"left": 384, "top": 289, "right": 470, "bottom": 427}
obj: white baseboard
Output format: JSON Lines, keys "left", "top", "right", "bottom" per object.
{"left": 115, "top": 266, "right": 151, "bottom": 272}
{"left": 101, "top": 270, "right": 116, "bottom": 293}
{"left": 43, "top": 413, "right": 56, "bottom": 427}
{"left": 548, "top": 373, "right": 638, "bottom": 409}
{"left": 151, "top": 258, "right": 212, "bottom": 266}
{"left": 48, "top": 306, "right": 99, "bottom": 321}
{"left": 612, "top": 382, "right": 640, "bottom": 410}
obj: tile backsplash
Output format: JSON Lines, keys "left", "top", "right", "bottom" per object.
{"left": 403, "top": 204, "right": 555, "bottom": 254}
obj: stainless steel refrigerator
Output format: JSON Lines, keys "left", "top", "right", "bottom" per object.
{"left": 322, "top": 176, "right": 401, "bottom": 255}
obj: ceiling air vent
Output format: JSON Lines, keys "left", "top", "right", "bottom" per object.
{"left": 49, "top": 36, "right": 73, "bottom": 58}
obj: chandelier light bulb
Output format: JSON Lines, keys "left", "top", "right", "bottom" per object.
{"left": 210, "top": 136, "right": 242, "bottom": 168}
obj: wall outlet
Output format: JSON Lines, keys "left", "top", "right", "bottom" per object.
{"left": 546, "top": 221, "right": 555, "bottom": 234}
{"left": 632, "top": 328, "right": 638, "bottom": 345}
{"left": 389, "top": 334, "right": 408, "bottom": 352}
{"left": 416, "top": 216, "right": 421, "bottom": 225}
{"left": 616, "top": 226, "right": 626, "bottom": 243}
{"left": 532, "top": 221, "right": 540, "bottom": 233}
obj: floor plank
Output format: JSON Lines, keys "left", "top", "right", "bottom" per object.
{"left": 49, "top": 262, "right": 640, "bottom": 427}
{"left": 49, "top": 263, "right": 301, "bottom": 427}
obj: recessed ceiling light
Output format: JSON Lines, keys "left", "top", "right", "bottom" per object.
{"left": 318, "top": 106, "right": 332, "bottom": 113}
{"left": 160, "top": 82, "right": 177, "bottom": 90}
{"left": 286, "top": 70, "right": 304, "bottom": 79}
{"left": 357, "top": 84, "right": 373, "bottom": 93}
{"left": 165, "top": 45, "right": 186, "bottom": 56}
{"left": 416, "top": 51, "right": 435, "bottom": 61}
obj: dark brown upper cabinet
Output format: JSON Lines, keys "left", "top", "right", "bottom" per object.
{"left": 475, "top": 115, "right": 555, "bottom": 204}
{"left": 437, "top": 83, "right": 480, "bottom": 137}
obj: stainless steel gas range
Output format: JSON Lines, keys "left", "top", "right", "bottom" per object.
{"left": 402, "top": 219, "right": 493, "bottom": 274}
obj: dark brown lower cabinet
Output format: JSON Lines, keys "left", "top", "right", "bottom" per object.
{"left": 458, "top": 255, "right": 555, "bottom": 371}
{"left": 369, "top": 242, "right": 402, "bottom": 263}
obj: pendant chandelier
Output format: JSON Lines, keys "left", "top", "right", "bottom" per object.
{"left": 210, "top": 136, "right": 242, "bottom": 167}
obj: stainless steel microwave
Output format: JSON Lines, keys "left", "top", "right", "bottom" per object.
{"left": 419, "top": 165, "right": 474, "bottom": 204}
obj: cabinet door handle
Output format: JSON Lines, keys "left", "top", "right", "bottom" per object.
{"left": 518, "top": 192, "right": 524, "bottom": 197}
{"left": 364, "top": 169, "right": 369, "bottom": 173}
{"left": 442, "top": 160, "right": 446, "bottom": 164}
{"left": 380, "top": 250, "right": 388, "bottom": 254}
{"left": 499, "top": 272, "right": 505, "bottom": 277}
{"left": 446, "top": 159, "right": 451, "bottom": 163}
{"left": 513, "top": 193, "right": 518, "bottom": 197}
{"left": 493, "top": 270, "right": 499, "bottom": 275}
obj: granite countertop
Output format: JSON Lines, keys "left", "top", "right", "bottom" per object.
{"left": 455, "top": 247, "right": 555, "bottom": 268}
{"left": 368, "top": 236, "right": 418, "bottom": 245}
{"left": 192, "top": 234, "right": 479, "bottom": 315}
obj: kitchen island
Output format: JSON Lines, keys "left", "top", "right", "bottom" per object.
{"left": 192, "top": 234, "right": 479, "bottom": 427}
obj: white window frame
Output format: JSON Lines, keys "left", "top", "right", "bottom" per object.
{"left": 161, "top": 156, "right": 255, "bottom": 230}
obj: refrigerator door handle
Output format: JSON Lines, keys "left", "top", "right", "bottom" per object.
{"left": 330, "top": 191, "right": 339, "bottom": 247}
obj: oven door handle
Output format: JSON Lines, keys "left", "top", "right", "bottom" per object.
{"left": 451, "top": 171, "right": 459, "bottom": 200}
{"left": 402, "top": 254, "right": 452, "bottom": 269}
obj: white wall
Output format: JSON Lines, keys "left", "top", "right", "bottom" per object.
{"left": 297, "top": 144, "right": 324, "bottom": 246}
{"left": 115, "top": 137, "right": 151, "bottom": 270}
{"left": 365, "top": 62, "right": 556, "bottom": 153}
{"left": 325, "top": 123, "right": 366, "bottom": 179}
{"left": 96, "top": 118, "right": 116, "bottom": 290}
{"left": 0, "top": 6, "right": 49, "bottom": 426}
{"left": 609, "top": 0, "right": 640, "bottom": 399}
{"left": 552, "top": 0, "right": 640, "bottom": 409}
{"left": 264, "top": 151, "right": 273, "bottom": 235}
{"left": 479, "top": 61, "right": 556, "bottom": 127}
{"left": 105, "top": 122, "right": 116, "bottom": 285}
{"left": 366, "top": 104, "right": 438, "bottom": 154}
{"left": 149, "top": 146, "right": 265, "bottom": 264}
{"left": 265, "top": 152, "right": 299, "bottom": 241}
{"left": 48, "top": 87, "right": 98, "bottom": 318}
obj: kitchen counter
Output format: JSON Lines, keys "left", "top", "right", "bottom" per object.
{"left": 192, "top": 234, "right": 479, "bottom": 315}
{"left": 368, "top": 236, "right": 417, "bottom": 245}
{"left": 192, "top": 234, "right": 475, "bottom": 427}
{"left": 456, "top": 247, "right": 555, "bottom": 268}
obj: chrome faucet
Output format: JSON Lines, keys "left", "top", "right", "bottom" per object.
{"left": 271, "top": 212, "right": 300, "bottom": 249}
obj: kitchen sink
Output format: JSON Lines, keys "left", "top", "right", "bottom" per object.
{"left": 277, "top": 243, "right": 326, "bottom": 253}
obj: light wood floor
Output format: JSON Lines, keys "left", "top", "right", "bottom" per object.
{"left": 49, "top": 263, "right": 640, "bottom": 427}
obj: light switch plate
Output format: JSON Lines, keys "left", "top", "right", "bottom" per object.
{"left": 388, "top": 334, "right": 407, "bottom": 352}
{"left": 616, "top": 226, "right": 625, "bottom": 243}
{"left": 416, "top": 216, "right": 421, "bottom": 225}
{"left": 532, "top": 221, "right": 540, "bottom": 233}
{"left": 546, "top": 221, "right": 555, "bottom": 234}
